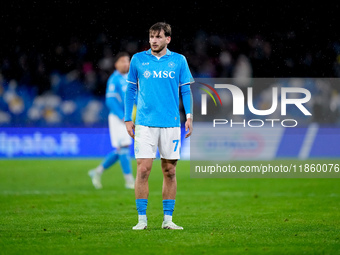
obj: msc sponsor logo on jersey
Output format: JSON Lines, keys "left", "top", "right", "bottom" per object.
{"left": 153, "top": 71, "right": 175, "bottom": 79}
{"left": 143, "top": 70, "right": 176, "bottom": 79}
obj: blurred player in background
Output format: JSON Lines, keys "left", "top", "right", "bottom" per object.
{"left": 125, "top": 22, "right": 193, "bottom": 230}
{"left": 89, "top": 52, "right": 136, "bottom": 189}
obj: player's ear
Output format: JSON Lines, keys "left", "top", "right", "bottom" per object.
{"left": 167, "top": 36, "right": 171, "bottom": 44}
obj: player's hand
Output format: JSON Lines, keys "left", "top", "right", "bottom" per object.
{"left": 125, "top": 121, "right": 135, "bottom": 139}
{"left": 185, "top": 118, "right": 193, "bottom": 138}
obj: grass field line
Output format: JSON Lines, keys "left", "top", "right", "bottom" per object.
{"left": 0, "top": 190, "right": 119, "bottom": 195}
{"left": 1, "top": 190, "right": 339, "bottom": 198}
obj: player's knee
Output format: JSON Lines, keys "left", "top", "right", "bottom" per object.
{"left": 163, "top": 165, "right": 176, "bottom": 180}
{"left": 137, "top": 164, "right": 151, "bottom": 179}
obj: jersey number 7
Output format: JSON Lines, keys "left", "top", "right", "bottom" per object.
{"left": 173, "top": 139, "right": 179, "bottom": 152}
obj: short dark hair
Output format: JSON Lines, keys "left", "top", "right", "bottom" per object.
{"left": 114, "top": 52, "right": 129, "bottom": 64}
{"left": 149, "top": 22, "right": 171, "bottom": 37}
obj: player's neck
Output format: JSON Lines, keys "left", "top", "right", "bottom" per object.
{"left": 117, "top": 69, "right": 127, "bottom": 75}
{"left": 151, "top": 47, "right": 167, "bottom": 58}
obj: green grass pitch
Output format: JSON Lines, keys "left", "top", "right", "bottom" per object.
{"left": 0, "top": 159, "right": 339, "bottom": 254}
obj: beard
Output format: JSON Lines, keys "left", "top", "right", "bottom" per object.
{"left": 151, "top": 44, "right": 166, "bottom": 53}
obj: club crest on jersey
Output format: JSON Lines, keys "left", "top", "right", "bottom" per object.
{"left": 143, "top": 70, "right": 151, "bottom": 79}
{"left": 168, "top": 61, "right": 175, "bottom": 68}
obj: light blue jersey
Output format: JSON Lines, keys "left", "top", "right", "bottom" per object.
{"left": 125, "top": 49, "right": 193, "bottom": 127}
{"left": 106, "top": 70, "right": 129, "bottom": 120}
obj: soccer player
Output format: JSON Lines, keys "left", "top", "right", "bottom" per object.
{"left": 89, "top": 52, "right": 135, "bottom": 189}
{"left": 125, "top": 22, "right": 193, "bottom": 230}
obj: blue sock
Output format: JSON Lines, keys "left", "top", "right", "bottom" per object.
{"left": 102, "top": 150, "right": 119, "bottom": 169}
{"left": 136, "top": 199, "right": 148, "bottom": 215}
{"left": 118, "top": 147, "right": 132, "bottom": 175}
{"left": 163, "top": 199, "right": 175, "bottom": 216}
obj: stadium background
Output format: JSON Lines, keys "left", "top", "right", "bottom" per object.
{"left": 1, "top": 2, "right": 340, "bottom": 159}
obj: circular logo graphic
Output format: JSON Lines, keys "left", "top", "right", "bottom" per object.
{"left": 143, "top": 70, "right": 151, "bottom": 78}
{"left": 168, "top": 61, "right": 175, "bottom": 68}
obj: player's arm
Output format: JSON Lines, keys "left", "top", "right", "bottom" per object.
{"left": 179, "top": 55, "right": 194, "bottom": 138}
{"left": 125, "top": 84, "right": 137, "bottom": 138}
{"left": 125, "top": 55, "right": 138, "bottom": 138}
{"left": 132, "top": 92, "right": 138, "bottom": 123}
{"left": 180, "top": 84, "right": 193, "bottom": 138}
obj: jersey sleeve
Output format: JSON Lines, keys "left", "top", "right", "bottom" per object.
{"left": 125, "top": 55, "right": 138, "bottom": 121}
{"left": 127, "top": 55, "right": 138, "bottom": 85}
{"left": 124, "top": 82, "right": 137, "bottom": 122}
{"left": 179, "top": 55, "right": 194, "bottom": 86}
{"left": 180, "top": 84, "right": 192, "bottom": 116}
